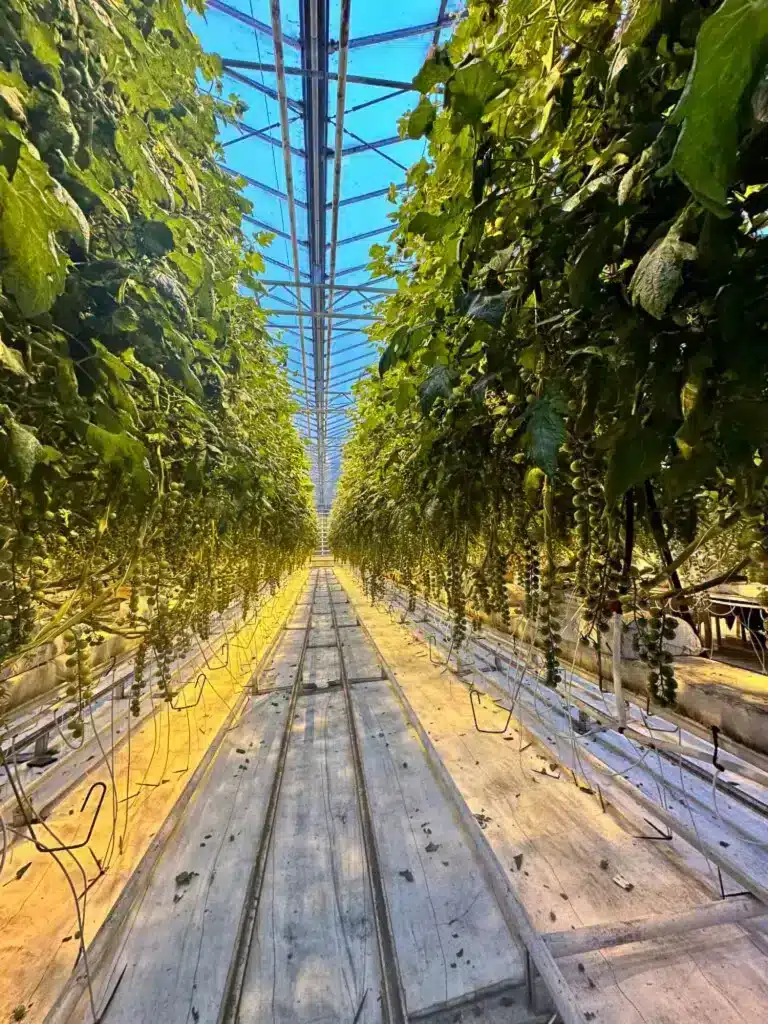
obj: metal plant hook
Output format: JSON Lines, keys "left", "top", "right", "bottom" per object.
{"left": 170, "top": 672, "right": 207, "bottom": 711}
{"left": 199, "top": 638, "right": 230, "bottom": 671}
{"left": 469, "top": 685, "right": 515, "bottom": 735}
{"left": 29, "top": 781, "right": 107, "bottom": 853}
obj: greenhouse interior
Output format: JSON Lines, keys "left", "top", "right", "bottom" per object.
{"left": 1, "top": 1, "right": 768, "bottom": 1022}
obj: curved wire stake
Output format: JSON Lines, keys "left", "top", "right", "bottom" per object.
{"left": 469, "top": 685, "right": 515, "bottom": 735}
{"left": 170, "top": 672, "right": 208, "bottom": 711}
{"left": 27, "top": 781, "right": 107, "bottom": 853}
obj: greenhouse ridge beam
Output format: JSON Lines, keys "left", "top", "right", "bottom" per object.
{"left": 322, "top": 0, "right": 352, "bottom": 502}
{"left": 269, "top": 0, "right": 311, "bottom": 438}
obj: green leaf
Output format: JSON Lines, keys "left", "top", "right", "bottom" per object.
{"left": 405, "top": 96, "right": 437, "bottom": 140}
{"left": 419, "top": 364, "right": 452, "bottom": 415}
{"left": 605, "top": 421, "right": 668, "bottom": 503}
{"left": 568, "top": 230, "right": 612, "bottom": 308}
{"left": 85, "top": 424, "right": 151, "bottom": 490}
{"left": 21, "top": 15, "right": 61, "bottom": 70}
{"left": 412, "top": 48, "right": 453, "bottom": 93}
{"left": 523, "top": 397, "right": 565, "bottom": 477}
{"left": 406, "top": 211, "right": 445, "bottom": 241}
{"left": 379, "top": 326, "right": 408, "bottom": 377}
{"left": 621, "top": 0, "right": 664, "bottom": 46}
{"left": 0, "top": 412, "right": 43, "bottom": 484}
{"left": 0, "top": 85, "right": 26, "bottom": 125}
{"left": 141, "top": 220, "right": 175, "bottom": 256}
{"left": 629, "top": 225, "right": 697, "bottom": 319}
{"left": 465, "top": 290, "right": 510, "bottom": 327}
{"left": 448, "top": 59, "right": 505, "bottom": 125}
{"left": 0, "top": 337, "right": 28, "bottom": 377}
{"left": 669, "top": 0, "right": 768, "bottom": 216}
{"left": 0, "top": 145, "right": 77, "bottom": 316}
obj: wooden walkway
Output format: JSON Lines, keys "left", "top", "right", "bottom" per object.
{"left": 47, "top": 570, "right": 549, "bottom": 1024}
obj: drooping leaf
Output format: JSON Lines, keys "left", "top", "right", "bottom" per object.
{"left": 0, "top": 145, "right": 78, "bottom": 316}
{"left": 669, "top": 0, "right": 768, "bottom": 216}
{"left": 413, "top": 48, "right": 453, "bottom": 93}
{"left": 605, "top": 421, "right": 668, "bottom": 503}
{"left": 448, "top": 59, "right": 505, "bottom": 125}
{"left": 463, "top": 290, "right": 510, "bottom": 327}
{"left": 406, "top": 211, "right": 446, "bottom": 241}
{"left": 141, "top": 220, "right": 175, "bottom": 256}
{"left": 419, "top": 364, "right": 452, "bottom": 415}
{"left": 629, "top": 225, "right": 697, "bottom": 319}
{"left": 0, "top": 338, "right": 28, "bottom": 377}
{"left": 0, "top": 412, "right": 43, "bottom": 484}
{"left": 85, "top": 424, "right": 151, "bottom": 489}
{"left": 0, "top": 85, "right": 26, "bottom": 126}
{"left": 621, "top": 0, "right": 664, "bottom": 46}
{"left": 523, "top": 397, "right": 566, "bottom": 477}
{"left": 405, "top": 96, "right": 437, "bottom": 139}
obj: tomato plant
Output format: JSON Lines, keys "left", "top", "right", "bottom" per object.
{"left": 0, "top": 0, "right": 316, "bottom": 717}
{"left": 330, "top": 0, "right": 768, "bottom": 705}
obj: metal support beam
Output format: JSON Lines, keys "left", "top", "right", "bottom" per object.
{"left": 321, "top": 0, "right": 351, "bottom": 514}
{"left": 263, "top": 310, "right": 381, "bottom": 320}
{"left": 224, "top": 69, "right": 304, "bottom": 113}
{"left": 335, "top": 224, "right": 392, "bottom": 247}
{"left": 334, "top": 184, "right": 404, "bottom": 208}
{"left": 257, "top": 279, "right": 397, "bottom": 294}
{"left": 330, "top": 17, "right": 455, "bottom": 50}
{"left": 269, "top": 0, "right": 312, "bottom": 439}
{"left": 208, "top": 1, "right": 301, "bottom": 47}
{"left": 222, "top": 60, "right": 414, "bottom": 92}
{"left": 232, "top": 120, "right": 306, "bottom": 158}
{"left": 243, "top": 215, "right": 310, "bottom": 247}
{"left": 222, "top": 165, "right": 308, "bottom": 209}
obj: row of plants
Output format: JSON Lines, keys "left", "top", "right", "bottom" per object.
{"left": 0, "top": 0, "right": 316, "bottom": 728}
{"left": 330, "top": 0, "right": 768, "bottom": 705}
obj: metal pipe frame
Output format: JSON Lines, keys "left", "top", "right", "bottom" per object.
{"left": 269, "top": 0, "right": 312, "bottom": 438}
{"left": 263, "top": 309, "right": 381, "bottom": 320}
{"left": 257, "top": 279, "right": 397, "bottom": 294}
{"left": 244, "top": 215, "right": 310, "bottom": 246}
{"left": 208, "top": 0, "right": 301, "bottom": 48}
{"left": 320, "top": 0, "right": 352, "bottom": 512}
{"left": 222, "top": 59, "right": 414, "bottom": 92}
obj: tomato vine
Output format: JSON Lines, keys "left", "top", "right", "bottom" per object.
{"left": 330, "top": 0, "right": 768, "bottom": 706}
{"left": 0, "top": 0, "right": 316, "bottom": 714}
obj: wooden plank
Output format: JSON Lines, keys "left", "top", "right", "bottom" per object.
{"left": 259, "top": 630, "right": 306, "bottom": 690}
{"left": 91, "top": 695, "right": 292, "bottom": 1023}
{"left": 302, "top": 646, "right": 340, "bottom": 688}
{"left": 545, "top": 895, "right": 767, "bottom": 958}
{"left": 239, "top": 691, "right": 381, "bottom": 1024}
{"left": 342, "top": 637, "right": 384, "bottom": 683}
{"left": 308, "top": 626, "right": 337, "bottom": 647}
{"left": 350, "top": 679, "right": 525, "bottom": 1016}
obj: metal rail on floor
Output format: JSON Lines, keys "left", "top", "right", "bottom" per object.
{"left": 327, "top": 572, "right": 409, "bottom": 1024}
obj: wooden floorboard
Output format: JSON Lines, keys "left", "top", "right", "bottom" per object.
{"left": 239, "top": 691, "right": 381, "bottom": 1024}
{"left": 351, "top": 679, "right": 525, "bottom": 1016}
{"left": 95, "top": 692, "right": 292, "bottom": 1023}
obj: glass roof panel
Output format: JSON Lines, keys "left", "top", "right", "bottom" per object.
{"left": 191, "top": 0, "right": 457, "bottom": 511}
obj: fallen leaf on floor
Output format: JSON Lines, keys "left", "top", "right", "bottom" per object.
{"left": 425, "top": 841, "right": 440, "bottom": 853}
{"left": 399, "top": 869, "right": 415, "bottom": 883}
